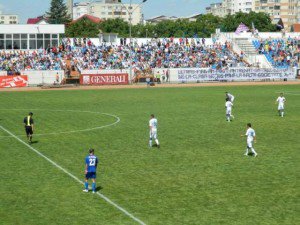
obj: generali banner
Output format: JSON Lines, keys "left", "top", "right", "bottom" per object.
{"left": 0, "top": 75, "right": 28, "bottom": 88}
{"left": 80, "top": 74, "right": 129, "bottom": 85}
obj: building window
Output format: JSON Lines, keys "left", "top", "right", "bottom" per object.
{"left": 6, "top": 40, "right": 12, "bottom": 50}
{"left": 21, "top": 36, "right": 28, "bottom": 49}
{"left": 29, "top": 40, "right": 37, "bottom": 49}
{"left": 13, "top": 34, "right": 20, "bottom": 39}
{"left": 13, "top": 40, "right": 20, "bottom": 49}
{"left": 0, "top": 40, "right": 4, "bottom": 49}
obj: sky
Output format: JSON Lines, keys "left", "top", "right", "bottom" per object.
{"left": 0, "top": 0, "right": 215, "bottom": 23}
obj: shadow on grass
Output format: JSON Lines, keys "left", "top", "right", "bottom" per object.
{"left": 96, "top": 186, "right": 103, "bottom": 192}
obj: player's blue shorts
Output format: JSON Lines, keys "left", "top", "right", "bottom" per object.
{"left": 85, "top": 172, "right": 96, "bottom": 179}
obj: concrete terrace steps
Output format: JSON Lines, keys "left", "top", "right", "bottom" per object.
{"left": 233, "top": 38, "right": 258, "bottom": 55}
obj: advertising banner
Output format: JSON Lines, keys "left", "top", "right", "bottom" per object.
{"left": 80, "top": 74, "right": 129, "bottom": 85}
{"left": 0, "top": 75, "right": 28, "bottom": 88}
{"left": 153, "top": 68, "right": 296, "bottom": 83}
{"left": 174, "top": 68, "right": 296, "bottom": 82}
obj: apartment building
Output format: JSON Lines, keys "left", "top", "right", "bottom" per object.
{"left": 206, "top": 0, "right": 300, "bottom": 30}
{"left": 254, "top": 0, "right": 300, "bottom": 29}
{"left": 72, "top": 0, "right": 143, "bottom": 25}
{"left": 206, "top": 3, "right": 227, "bottom": 17}
{"left": 0, "top": 12, "right": 19, "bottom": 24}
{"left": 206, "top": 0, "right": 253, "bottom": 17}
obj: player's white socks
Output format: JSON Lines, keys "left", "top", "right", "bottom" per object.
{"left": 251, "top": 148, "right": 257, "bottom": 156}
{"left": 244, "top": 148, "right": 249, "bottom": 156}
{"left": 149, "top": 140, "right": 152, "bottom": 147}
{"left": 281, "top": 112, "right": 284, "bottom": 117}
{"left": 155, "top": 139, "right": 159, "bottom": 145}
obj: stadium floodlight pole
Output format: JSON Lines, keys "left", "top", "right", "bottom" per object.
{"left": 119, "top": 0, "right": 148, "bottom": 84}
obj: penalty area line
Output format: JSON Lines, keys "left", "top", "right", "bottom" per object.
{"left": 0, "top": 125, "right": 146, "bottom": 225}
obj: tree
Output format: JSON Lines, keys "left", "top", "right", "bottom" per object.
{"left": 222, "top": 12, "right": 276, "bottom": 32}
{"left": 47, "top": 0, "right": 71, "bottom": 24}
{"left": 65, "top": 18, "right": 101, "bottom": 37}
{"left": 99, "top": 18, "right": 129, "bottom": 37}
{"left": 195, "top": 14, "right": 223, "bottom": 37}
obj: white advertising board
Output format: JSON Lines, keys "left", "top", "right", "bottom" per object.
{"left": 154, "top": 68, "right": 296, "bottom": 83}
{"left": 21, "top": 70, "right": 65, "bottom": 85}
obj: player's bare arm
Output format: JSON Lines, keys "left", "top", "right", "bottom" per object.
{"left": 85, "top": 164, "right": 88, "bottom": 174}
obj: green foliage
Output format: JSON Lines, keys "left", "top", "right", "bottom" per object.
{"left": 47, "top": 0, "right": 71, "bottom": 24}
{"left": 99, "top": 18, "right": 129, "bottom": 37}
{"left": 66, "top": 18, "right": 101, "bottom": 38}
{"left": 222, "top": 12, "right": 277, "bottom": 32}
{"left": 0, "top": 85, "right": 299, "bottom": 225}
{"left": 68, "top": 11, "right": 275, "bottom": 38}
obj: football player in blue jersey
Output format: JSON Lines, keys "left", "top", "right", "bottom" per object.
{"left": 83, "top": 148, "right": 98, "bottom": 193}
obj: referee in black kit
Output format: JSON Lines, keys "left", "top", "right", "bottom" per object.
{"left": 24, "top": 112, "right": 34, "bottom": 143}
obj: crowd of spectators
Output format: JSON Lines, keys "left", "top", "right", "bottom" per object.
{"left": 3, "top": 36, "right": 288, "bottom": 75}
{"left": 253, "top": 37, "right": 300, "bottom": 69}
{"left": 63, "top": 38, "right": 248, "bottom": 73}
{"left": 0, "top": 47, "right": 64, "bottom": 74}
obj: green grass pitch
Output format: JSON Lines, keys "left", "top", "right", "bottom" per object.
{"left": 0, "top": 84, "right": 299, "bottom": 225}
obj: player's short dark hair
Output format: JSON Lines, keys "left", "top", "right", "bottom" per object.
{"left": 29, "top": 112, "right": 33, "bottom": 116}
{"left": 89, "top": 148, "right": 94, "bottom": 154}
{"left": 151, "top": 114, "right": 155, "bottom": 118}
{"left": 247, "top": 123, "right": 252, "bottom": 127}
{"left": 226, "top": 98, "right": 230, "bottom": 101}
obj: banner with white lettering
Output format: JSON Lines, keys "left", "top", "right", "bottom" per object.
{"left": 80, "top": 74, "right": 129, "bottom": 85}
{"left": 174, "top": 68, "right": 296, "bottom": 82}
{"left": 0, "top": 75, "right": 28, "bottom": 88}
{"left": 153, "top": 68, "right": 296, "bottom": 83}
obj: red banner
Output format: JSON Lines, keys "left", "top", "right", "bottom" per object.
{"left": 80, "top": 74, "right": 129, "bottom": 85}
{"left": 0, "top": 76, "right": 28, "bottom": 88}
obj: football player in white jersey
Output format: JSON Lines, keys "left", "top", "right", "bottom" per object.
{"left": 149, "top": 114, "right": 160, "bottom": 148}
{"left": 276, "top": 93, "right": 286, "bottom": 117}
{"left": 225, "top": 98, "right": 234, "bottom": 122}
{"left": 241, "top": 123, "right": 257, "bottom": 157}
{"left": 225, "top": 92, "right": 235, "bottom": 102}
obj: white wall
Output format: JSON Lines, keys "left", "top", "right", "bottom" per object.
{"left": 0, "top": 24, "right": 65, "bottom": 34}
{"left": 21, "top": 70, "right": 65, "bottom": 86}
{"left": 68, "top": 37, "right": 216, "bottom": 46}
{"left": 224, "top": 32, "right": 300, "bottom": 40}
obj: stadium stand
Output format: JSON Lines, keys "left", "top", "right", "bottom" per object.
{"left": 253, "top": 37, "right": 300, "bottom": 69}
{"left": 64, "top": 38, "right": 249, "bottom": 74}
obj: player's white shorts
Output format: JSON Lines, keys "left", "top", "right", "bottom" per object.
{"left": 247, "top": 140, "right": 253, "bottom": 148}
{"left": 150, "top": 129, "right": 157, "bottom": 139}
{"left": 226, "top": 109, "right": 232, "bottom": 115}
{"left": 278, "top": 104, "right": 284, "bottom": 110}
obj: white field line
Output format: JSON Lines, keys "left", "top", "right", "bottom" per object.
{"left": 0, "top": 125, "right": 146, "bottom": 225}
{"left": 0, "top": 109, "right": 120, "bottom": 138}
